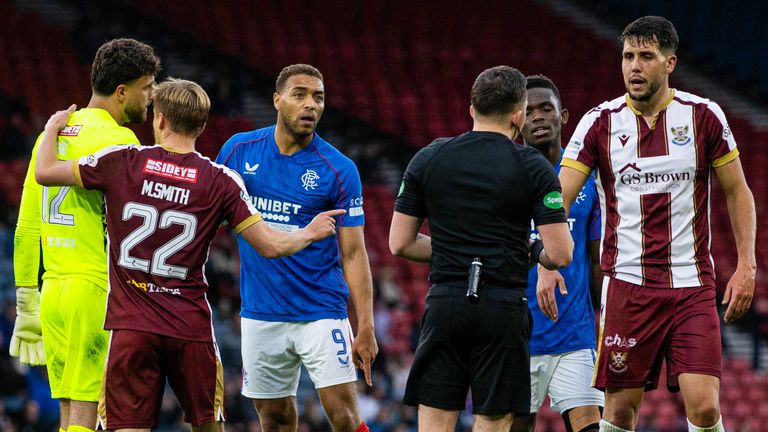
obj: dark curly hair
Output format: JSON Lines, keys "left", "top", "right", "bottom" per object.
{"left": 620, "top": 16, "right": 679, "bottom": 54}
{"left": 91, "top": 38, "right": 161, "bottom": 96}
{"left": 275, "top": 64, "right": 324, "bottom": 93}
{"left": 470, "top": 66, "right": 526, "bottom": 116}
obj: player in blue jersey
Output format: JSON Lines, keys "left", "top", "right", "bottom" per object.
{"left": 215, "top": 64, "right": 377, "bottom": 432}
{"left": 511, "top": 75, "right": 604, "bottom": 432}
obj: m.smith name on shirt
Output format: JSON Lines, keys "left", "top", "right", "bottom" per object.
{"left": 141, "top": 179, "right": 190, "bottom": 205}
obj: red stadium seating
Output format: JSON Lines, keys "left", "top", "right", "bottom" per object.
{"left": 124, "top": 0, "right": 766, "bottom": 298}
{"left": 4, "top": 1, "right": 767, "bottom": 429}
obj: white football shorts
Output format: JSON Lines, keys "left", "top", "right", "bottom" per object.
{"left": 530, "top": 348, "right": 605, "bottom": 413}
{"left": 241, "top": 318, "right": 357, "bottom": 399}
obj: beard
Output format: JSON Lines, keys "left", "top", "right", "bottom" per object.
{"left": 280, "top": 114, "right": 314, "bottom": 138}
{"left": 125, "top": 101, "right": 148, "bottom": 124}
{"left": 627, "top": 79, "right": 661, "bottom": 102}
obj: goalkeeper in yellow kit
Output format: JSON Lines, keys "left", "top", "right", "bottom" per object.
{"left": 11, "top": 38, "right": 160, "bottom": 432}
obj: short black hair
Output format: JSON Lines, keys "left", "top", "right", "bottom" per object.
{"left": 470, "top": 66, "right": 526, "bottom": 116}
{"left": 276, "top": 64, "right": 324, "bottom": 93}
{"left": 525, "top": 74, "right": 562, "bottom": 106}
{"left": 620, "top": 16, "right": 679, "bottom": 54}
{"left": 91, "top": 38, "right": 161, "bottom": 96}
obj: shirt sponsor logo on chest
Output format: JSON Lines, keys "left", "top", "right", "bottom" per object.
{"left": 617, "top": 162, "right": 692, "bottom": 193}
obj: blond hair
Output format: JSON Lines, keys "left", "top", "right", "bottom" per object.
{"left": 153, "top": 78, "right": 210, "bottom": 138}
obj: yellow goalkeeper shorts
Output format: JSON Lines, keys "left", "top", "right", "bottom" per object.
{"left": 40, "top": 278, "right": 109, "bottom": 401}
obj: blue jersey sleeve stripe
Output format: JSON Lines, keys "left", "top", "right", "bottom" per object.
{"left": 220, "top": 135, "right": 269, "bottom": 165}
{"left": 312, "top": 146, "right": 350, "bottom": 225}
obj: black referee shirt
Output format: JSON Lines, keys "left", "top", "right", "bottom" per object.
{"left": 395, "top": 131, "right": 566, "bottom": 288}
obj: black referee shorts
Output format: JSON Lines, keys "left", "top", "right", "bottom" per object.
{"left": 403, "top": 283, "right": 531, "bottom": 415}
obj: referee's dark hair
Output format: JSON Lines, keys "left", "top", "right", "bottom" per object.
{"left": 620, "top": 16, "right": 679, "bottom": 54}
{"left": 471, "top": 66, "right": 526, "bottom": 117}
{"left": 91, "top": 38, "right": 161, "bottom": 96}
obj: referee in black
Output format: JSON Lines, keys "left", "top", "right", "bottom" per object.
{"left": 389, "top": 66, "right": 574, "bottom": 432}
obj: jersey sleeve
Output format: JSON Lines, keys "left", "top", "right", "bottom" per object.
{"left": 562, "top": 107, "right": 601, "bottom": 175}
{"left": 13, "top": 145, "right": 42, "bottom": 287}
{"left": 586, "top": 179, "right": 601, "bottom": 241}
{"left": 333, "top": 160, "right": 365, "bottom": 227}
{"left": 74, "top": 145, "right": 130, "bottom": 192}
{"left": 394, "top": 145, "right": 435, "bottom": 218}
{"left": 218, "top": 170, "right": 263, "bottom": 233}
{"left": 702, "top": 102, "right": 739, "bottom": 167}
{"left": 524, "top": 150, "right": 567, "bottom": 226}
{"left": 215, "top": 134, "right": 241, "bottom": 167}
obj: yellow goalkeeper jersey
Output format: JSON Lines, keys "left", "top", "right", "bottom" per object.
{"left": 14, "top": 108, "right": 140, "bottom": 287}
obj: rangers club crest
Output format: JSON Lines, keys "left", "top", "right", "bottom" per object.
{"left": 670, "top": 125, "right": 692, "bottom": 146}
{"left": 609, "top": 351, "right": 629, "bottom": 374}
{"left": 301, "top": 169, "right": 320, "bottom": 191}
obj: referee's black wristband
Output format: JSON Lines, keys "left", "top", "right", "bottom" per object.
{"left": 531, "top": 239, "right": 544, "bottom": 264}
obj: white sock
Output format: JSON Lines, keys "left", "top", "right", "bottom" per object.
{"left": 599, "top": 419, "right": 633, "bottom": 432}
{"left": 687, "top": 416, "right": 724, "bottom": 432}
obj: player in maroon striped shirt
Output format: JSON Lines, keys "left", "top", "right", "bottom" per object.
{"left": 559, "top": 17, "right": 756, "bottom": 432}
{"left": 34, "top": 78, "right": 344, "bottom": 432}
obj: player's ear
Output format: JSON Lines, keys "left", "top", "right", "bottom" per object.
{"left": 115, "top": 84, "right": 128, "bottom": 103}
{"left": 561, "top": 109, "right": 570, "bottom": 125}
{"left": 273, "top": 92, "right": 281, "bottom": 111}
{"left": 665, "top": 53, "right": 677, "bottom": 74}
{"left": 469, "top": 105, "right": 475, "bottom": 120}
{"left": 157, "top": 112, "right": 166, "bottom": 130}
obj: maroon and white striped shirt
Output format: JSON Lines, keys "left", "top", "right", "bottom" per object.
{"left": 74, "top": 144, "right": 262, "bottom": 341}
{"left": 562, "top": 90, "right": 738, "bottom": 288}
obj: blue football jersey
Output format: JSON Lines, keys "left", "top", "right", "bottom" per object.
{"left": 527, "top": 152, "right": 601, "bottom": 355}
{"left": 216, "top": 126, "right": 365, "bottom": 321}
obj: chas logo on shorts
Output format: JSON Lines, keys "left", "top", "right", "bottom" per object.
{"left": 609, "top": 351, "right": 629, "bottom": 374}
{"left": 604, "top": 333, "right": 637, "bottom": 348}
{"left": 543, "top": 191, "right": 563, "bottom": 209}
{"left": 144, "top": 158, "right": 198, "bottom": 183}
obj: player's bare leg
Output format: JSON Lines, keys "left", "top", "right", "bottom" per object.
{"left": 508, "top": 413, "right": 535, "bottom": 432}
{"left": 59, "top": 399, "right": 70, "bottom": 430}
{"left": 473, "top": 412, "right": 514, "bottom": 432}
{"left": 316, "top": 382, "right": 363, "bottom": 432}
{"left": 679, "top": 373, "right": 722, "bottom": 429}
{"left": 253, "top": 397, "right": 298, "bottom": 432}
{"left": 564, "top": 405, "right": 602, "bottom": 431}
{"left": 418, "top": 405, "right": 460, "bottom": 432}
{"left": 602, "top": 387, "right": 644, "bottom": 430}
{"left": 67, "top": 401, "right": 98, "bottom": 429}
{"left": 508, "top": 405, "right": 601, "bottom": 432}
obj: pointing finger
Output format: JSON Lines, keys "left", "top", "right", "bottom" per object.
{"left": 322, "top": 209, "right": 346, "bottom": 217}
